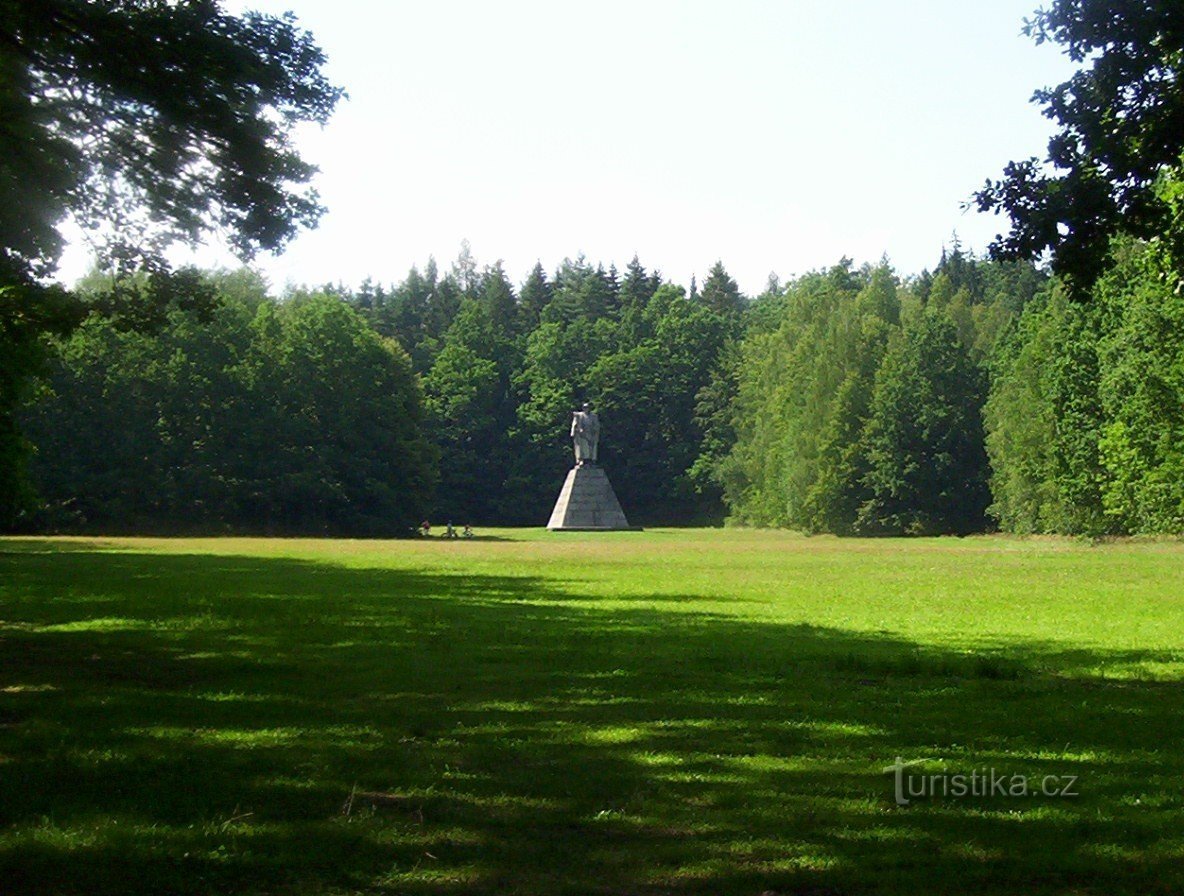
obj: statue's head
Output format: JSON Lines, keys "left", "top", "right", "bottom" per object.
{"left": 581, "top": 402, "right": 591, "bottom": 411}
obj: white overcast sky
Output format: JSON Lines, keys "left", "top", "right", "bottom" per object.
{"left": 57, "top": 0, "right": 1079, "bottom": 296}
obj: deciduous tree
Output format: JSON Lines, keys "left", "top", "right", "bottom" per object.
{"left": 974, "top": 0, "right": 1184, "bottom": 293}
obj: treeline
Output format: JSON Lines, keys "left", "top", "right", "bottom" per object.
{"left": 21, "top": 271, "right": 434, "bottom": 534}
{"left": 717, "top": 251, "right": 1045, "bottom": 534}
{"left": 716, "top": 237, "right": 1184, "bottom": 537}
{"left": 15, "top": 236, "right": 1184, "bottom": 537}
{"left": 335, "top": 250, "right": 742, "bottom": 526}
{"left": 6, "top": 0, "right": 1180, "bottom": 539}
{"left": 17, "top": 252, "right": 741, "bottom": 532}
{"left": 987, "top": 238, "right": 1184, "bottom": 535}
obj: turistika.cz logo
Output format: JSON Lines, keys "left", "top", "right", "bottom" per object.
{"left": 883, "top": 757, "right": 1080, "bottom": 806}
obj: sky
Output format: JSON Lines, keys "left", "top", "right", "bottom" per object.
{"left": 56, "top": 0, "right": 1080, "bottom": 297}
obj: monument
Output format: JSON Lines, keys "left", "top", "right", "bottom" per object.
{"left": 547, "top": 402, "right": 635, "bottom": 530}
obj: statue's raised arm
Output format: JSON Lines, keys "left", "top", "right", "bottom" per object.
{"left": 570, "top": 402, "right": 600, "bottom": 465}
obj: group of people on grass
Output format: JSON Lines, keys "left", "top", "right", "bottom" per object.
{"left": 419, "top": 521, "right": 473, "bottom": 539}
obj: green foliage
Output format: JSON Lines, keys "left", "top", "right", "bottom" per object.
{"left": 252, "top": 296, "right": 434, "bottom": 534}
{"left": 543, "top": 257, "right": 619, "bottom": 325}
{"left": 984, "top": 235, "right": 1184, "bottom": 536}
{"left": 517, "top": 262, "right": 554, "bottom": 333}
{"left": 700, "top": 260, "right": 746, "bottom": 324}
{"left": 33, "top": 234, "right": 1184, "bottom": 538}
{"left": 983, "top": 288, "right": 1071, "bottom": 533}
{"left": 589, "top": 286, "right": 731, "bottom": 522}
{"left": 0, "top": 0, "right": 341, "bottom": 281}
{"left": 22, "top": 279, "right": 433, "bottom": 534}
{"left": 0, "top": 285, "right": 81, "bottom": 527}
{"left": 857, "top": 308, "right": 990, "bottom": 535}
{"left": 423, "top": 287, "right": 524, "bottom": 524}
{"left": 803, "top": 267, "right": 900, "bottom": 533}
{"left": 372, "top": 253, "right": 741, "bottom": 526}
{"left": 0, "top": 0, "right": 340, "bottom": 525}
{"left": 719, "top": 253, "right": 1034, "bottom": 535}
{"left": 1093, "top": 246, "right": 1184, "bottom": 531}
{"left": 974, "top": 1, "right": 1184, "bottom": 293}
{"left": 510, "top": 307, "right": 620, "bottom": 519}
{"left": 719, "top": 261, "right": 892, "bottom": 529}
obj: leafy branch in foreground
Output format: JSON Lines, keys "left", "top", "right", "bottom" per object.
{"left": 0, "top": 0, "right": 343, "bottom": 282}
{"left": 974, "top": 1, "right": 1184, "bottom": 294}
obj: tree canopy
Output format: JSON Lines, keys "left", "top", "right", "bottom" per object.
{"left": 24, "top": 275, "right": 435, "bottom": 534}
{"left": 0, "top": 0, "right": 340, "bottom": 525}
{"left": 0, "top": 0, "right": 342, "bottom": 284}
{"left": 974, "top": 0, "right": 1184, "bottom": 294}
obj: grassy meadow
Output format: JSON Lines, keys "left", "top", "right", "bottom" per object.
{"left": 1, "top": 529, "right": 1182, "bottom": 894}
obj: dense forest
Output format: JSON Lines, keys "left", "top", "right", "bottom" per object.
{"left": 4, "top": 1, "right": 1184, "bottom": 538}
{"left": 11, "top": 228, "right": 1184, "bottom": 537}
{"left": 20, "top": 269, "right": 433, "bottom": 534}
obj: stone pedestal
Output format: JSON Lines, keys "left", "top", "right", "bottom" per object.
{"left": 547, "top": 464, "right": 635, "bottom": 530}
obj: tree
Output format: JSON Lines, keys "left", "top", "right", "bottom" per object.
{"left": 543, "top": 259, "right": 617, "bottom": 324}
{"left": 261, "top": 296, "right": 434, "bottom": 534}
{"left": 973, "top": 1, "right": 1184, "bottom": 293}
{"left": 983, "top": 234, "right": 1184, "bottom": 536}
{"left": 1, "top": 0, "right": 341, "bottom": 525}
{"left": 1094, "top": 246, "right": 1184, "bottom": 533}
{"left": 699, "top": 261, "right": 746, "bottom": 322}
{"left": 423, "top": 295, "right": 524, "bottom": 523}
{"left": 619, "top": 255, "right": 661, "bottom": 314}
{"left": 480, "top": 261, "right": 518, "bottom": 335}
{"left": 23, "top": 283, "right": 434, "bottom": 534}
{"left": 451, "top": 240, "right": 480, "bottom": 298}
{"left": 518, "top": 262, "right": 553, "bottom": 333}
{"left": 0, "top": 285, "right": 79, "bottom": 526}
{"left": 803, "top": 264, "right": 900, "bottom": 533}
{"left": 717, "top": 262, "right": 868, "bottom": 527}
{"left": 1, "top": 0, "right": 341, "bottom": 280}
{"left": 588, "top": 285, "right": 731, "bottom": 523}
{"left": 617, "top": 255, "right": 661, "bottom": 341}
{"left": 513, "top": 314, "right": 616, "bottom": 509}
{"left": 983, "top": 288, "right": 1071, "bottom": 534}
{"left": 857, "top": 308, "right": 990, "bottom": 535}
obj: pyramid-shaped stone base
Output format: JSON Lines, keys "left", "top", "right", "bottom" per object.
{"left": 547, "top": 464, "right": 636, "bottom": 530}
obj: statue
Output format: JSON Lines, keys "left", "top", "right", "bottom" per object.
{"left": 570, "top": 402, "right": 600, "bottom": 465}
{"left": 548, "top": 400, "right": 633, "bottom": 529}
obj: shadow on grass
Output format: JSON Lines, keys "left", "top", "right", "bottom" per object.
{"left": 0, "top": 543, "right": 1181, "bottom": 895}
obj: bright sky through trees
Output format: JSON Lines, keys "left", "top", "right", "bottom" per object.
{"left": 55, "top": 0, "right": 1078, "bottom": 294}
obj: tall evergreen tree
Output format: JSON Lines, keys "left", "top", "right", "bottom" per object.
{"left": 700, "top": 261, "right": 746, "bottom": 322}
{"left": 619, "top": 255, "right": 661, "bottom": 313}
{"left": 518, "top": 262, "right": 553, "bottom": 332}
{"left": 481, "top": 262, "right": 518, "bottom": 336}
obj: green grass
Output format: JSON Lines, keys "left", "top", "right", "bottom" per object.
{"left": 1, "top": 529, "right": 1183, "bottom": 895}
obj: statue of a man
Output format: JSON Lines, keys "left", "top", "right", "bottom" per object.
{"left": 570, "top": 402, "right": 600, "bottom": 465}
